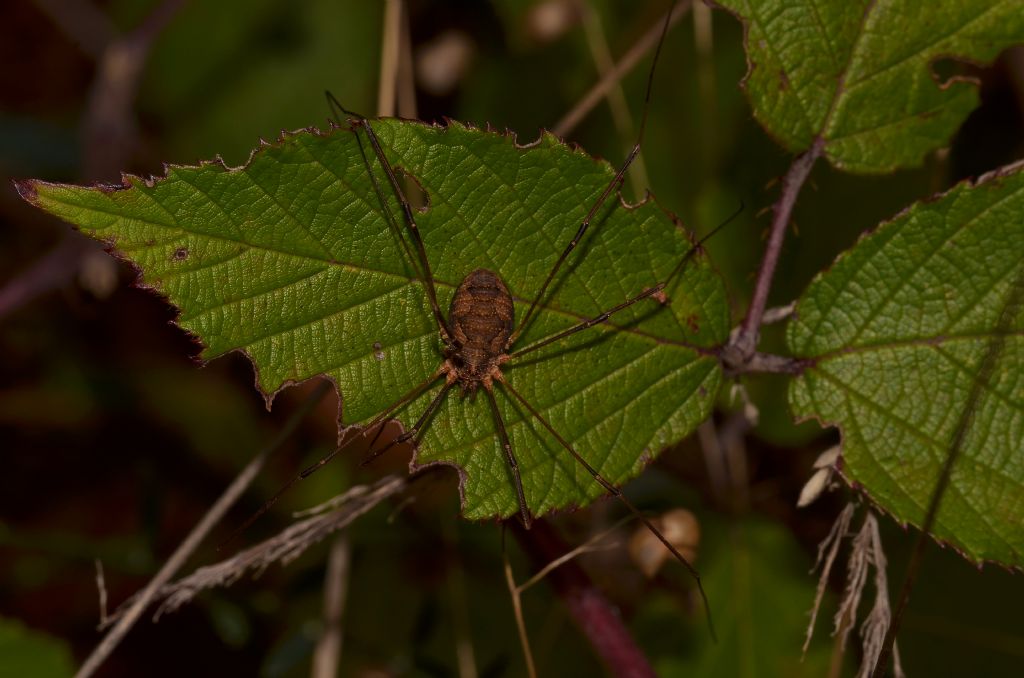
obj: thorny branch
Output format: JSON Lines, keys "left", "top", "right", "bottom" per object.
{"left": 75, "top": 380, "right": 332, "bottom": 678}
{"left": 724, "top": 139, "right": 824, "bottom": 368}
{"left": 550, "top": 0, "right": 810, "bottom": 376}
{"left": 101, "top": 475, "right": 408, "bottom": 628}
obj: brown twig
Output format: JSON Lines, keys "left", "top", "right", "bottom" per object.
{"left": 513, "top": 521, "right": 656, "bottom": 678}
{"left": 396, "top": 0, "right": 418, "bottom": 121}
{"left": 503, "top": 548, "right": 538, "bottom": 678}
{"left": 94, "top": 559, "right": 109, "bottom": 628}
{"left": 692, "top": 0, "right": 716, "bottom": 162}
{"left": 553, "top": 1, "right": 691, "bottom": 138}
{"left": 577, "top": 0, "right": 650, "bottom": 198}
{"left": 500, "top": 518, "right": 632, "bottom": 678}
{"left": 377, "top": 0, "right": 403, "bottom": 118}
{"left": 311, "top": 532, "right": 352, "bottom": 678}
{"left": 518, "top": 519, "right": 627, "bottom": 593}
{"left": 75, "top": 380, "right": 331, "bottom": 678}
{"left": 102, "top": 473, "right": 407, "bottom": 626}
{"left": 725, "top": 138, "right": 824, "bottom": 367}
{"left": 82, "top": 0, "right": 187, "bottom": 179}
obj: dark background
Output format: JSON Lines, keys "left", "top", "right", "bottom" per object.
{"left": 2, "top": 1, "right": 1023, "bottom": 676}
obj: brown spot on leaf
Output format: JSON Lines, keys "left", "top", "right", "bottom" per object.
{"left": 779, "top": 69, "right": 790, "bottom": 91}
{"left": 172, "top": 247, "right": 189, "bottom": 261}
{"left": 686, "top": 314, "right": 700, "bottom": 333}
{"left": 645, "top": 286, "right": 669, "bottom": 305}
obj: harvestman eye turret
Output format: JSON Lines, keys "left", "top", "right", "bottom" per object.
{"left": 235, "top": 0, "right": 740, "bottom": 638}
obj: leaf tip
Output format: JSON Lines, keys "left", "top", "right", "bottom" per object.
{"left": 12, "top": 178, "right": 39, "bottom": 204}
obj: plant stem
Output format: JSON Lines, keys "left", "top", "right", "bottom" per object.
{"left": 75, "top": 380, "right": 332, "bottom": 678}
{"left": 377, "top": 0, "right": 403, "bottom": 118}
{"left": 727, "top": 138, "right": 823, "bottom": 365}
{"left": 578, "top": 0, "right": 650, "bottom": 198}
{"left": 513, "top": 521, "right": 656, "bottom": 678}
{"left": 311, "top": 531, "right": 352, "bottom": 678}
{"left": 553, "top": 1, "right": 691, "bottom": 138}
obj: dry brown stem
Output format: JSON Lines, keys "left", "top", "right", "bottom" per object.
{"left": 101, "top": 475, "right": 407, "bottom": 626}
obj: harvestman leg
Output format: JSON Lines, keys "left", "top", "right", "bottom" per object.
{"left": 484, "top": 388, "right": 532, "bottom": 529}
{"left": 324, "top": 96, "right": 534, "bottom": 530}
{"left": 509, "top": 0, "right": 679, "bottom": 346}
{"left": 498, "top": 378, "right": 716, "bottom": 640}
{"left": 325, "top": 93, "right": 453, "bottom": 342}
{"left": 508, "top": 204, "right": 743, "bottom": 361}
{"left": 360, "top": 381, "right": 455, "bottom": 466}
{"left": 223, "top": 370, "right": 444, "bottom": 546}
{"left": 326, "top": 92, "right": 422, "bottom": 298}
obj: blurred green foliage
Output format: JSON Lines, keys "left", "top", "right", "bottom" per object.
{"left": 0, "top": 617, "right": 74, "bottom": 678}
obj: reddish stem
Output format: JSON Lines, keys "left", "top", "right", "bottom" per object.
{"left": 728, "top": 138, "right": 823, "bottom": 364}
{"left": 513, "top": 521, "right": 656, "bottom": 678}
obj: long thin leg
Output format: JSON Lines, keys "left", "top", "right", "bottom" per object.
{"left": 361, "top": 380, "right": 455, "bottom": 466}
{"left": 221, "top": 369, "right": 444, "bottom": 548}
{"left": 509, "top": 0, "right": 681, "bottom": 346}
{"left": 325, "top": 92, "right": 452, "bottom": 342}
{"left": 324, "top": 93, "right": 453, "bottom": 342}
{"left": 325, "top": 91, "right": 421, "bottom": 290}
{"left": 484, "top": 387, "right": 532, "bottom": 529}
{"left": 508, "top": 202, "right": 743, "bottom": 361}
{"left": 498, "top": 378, "right": 716, "bottom": 641}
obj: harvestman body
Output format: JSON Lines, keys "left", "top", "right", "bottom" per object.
{"left": 240, "top": 0, "right": 738, "bottom": 636}
{"left": 319, "top": 94, "right": 736, "bottom": 635}
{"left": 445, "top": 268, "right": 515, "bottom": 394}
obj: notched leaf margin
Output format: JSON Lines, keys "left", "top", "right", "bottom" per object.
{"left": 787, "top": 158, "right": 1024, "bottom": 571}
{"left": 14, "top": 116, "right": 719, "bottom": 524}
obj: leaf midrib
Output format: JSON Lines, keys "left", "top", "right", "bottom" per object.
{"left": 809, "top": 329, "right": 1024, "bottom": 361}
{"left": 46, "top": 191, "right": 716, "bottom": 353}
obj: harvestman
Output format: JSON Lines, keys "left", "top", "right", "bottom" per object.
{"left": 242, "top": 0, "right": 737, "bottom": 633}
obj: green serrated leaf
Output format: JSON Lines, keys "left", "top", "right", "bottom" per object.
{"left": 716, "top": 0, "right": 1024, "bottom": 173}
{"left": 20, "top": 120, "right": 729, "bottom": 521}
{"left": 788, "top": 161, "right": 1024, "bottom": 567}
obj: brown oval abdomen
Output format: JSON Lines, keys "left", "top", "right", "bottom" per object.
{"left": 449, "top": 268, "right": 514, "bottom": 374}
